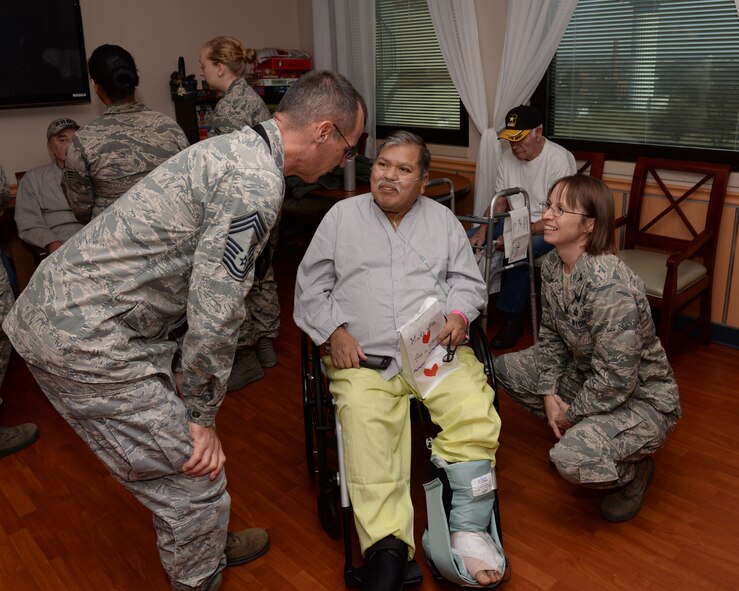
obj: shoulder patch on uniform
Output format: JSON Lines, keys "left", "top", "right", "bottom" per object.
{"left": 63, "top": 169, "right": 75, "bottom": 180}
{"left": 222, "top": 211, "right": 268, "bottom": 281}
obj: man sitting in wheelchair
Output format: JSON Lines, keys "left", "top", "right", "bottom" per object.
{"left": 294, "top": 130, "right": 504, "bottom": 590}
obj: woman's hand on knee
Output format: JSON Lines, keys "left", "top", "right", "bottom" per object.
{"left": 544, "top": 395, "right": 572, "bottom": 440}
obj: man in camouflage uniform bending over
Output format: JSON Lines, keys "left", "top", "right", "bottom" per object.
{"left": 3, "top": 71, "right": 367, "bottom": 591}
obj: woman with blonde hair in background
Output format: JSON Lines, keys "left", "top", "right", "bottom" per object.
{"left": 199, "top": 36, "right": 280, "bottom": 391}
{"left": 200, "top": 36, "right": 271, "bottom": 136}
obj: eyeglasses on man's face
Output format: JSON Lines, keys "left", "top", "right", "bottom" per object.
{"left": 332, "top": 123, "right": 358, "bottom": 160}
{"left": 541, "top": 201, "right": 593, "bottom": 218}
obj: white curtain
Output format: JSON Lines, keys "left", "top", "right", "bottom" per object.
{"left": 427, "top": 0, "right": 491, "bottom": 215}
{"left": 429, "top": 0, "right": 578, "bottom": 215}
{"left": 312, "top": 0, "right": 377, "bottom": 156}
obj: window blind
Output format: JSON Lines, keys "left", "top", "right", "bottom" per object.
{"left": 548, "top": 0, "right": 739, "bottom": 152}
{"left": 375, "top": 0, "right": 460, "bottom": 131}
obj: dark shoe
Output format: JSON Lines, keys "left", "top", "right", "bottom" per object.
{"left": 255, "top": 337, "right": 278, "bottom": 368}
{"left": 0, "top": 423, "right": 39, "bottom": 458}
{"left": 360, "top": 535, "right": 407, "bottom": 591}
{"left": 600, "top": 457, "right": 655, "bottom": 522}
{"left": 491, "top": 316, "right": 523, "bottom": 349}
{"left": 227, "top": 348, "right": 264, "bottom": 391}
{"left": 205, "top": 572, "right": 222, "bottom": 591}
{"left": 225, "top": 528, "right": 270, "bottom": 566}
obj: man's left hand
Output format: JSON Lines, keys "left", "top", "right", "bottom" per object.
{"left": 438, "top": 313, "right": 467, "bottom": 347}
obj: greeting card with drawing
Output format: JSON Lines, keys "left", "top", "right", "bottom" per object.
{"left": 398, "top": 297, "right": 460, "bottom": 399}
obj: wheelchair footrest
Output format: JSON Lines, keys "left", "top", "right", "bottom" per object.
{"left": 344, "top": 559, "right": 424, "bottom": 588}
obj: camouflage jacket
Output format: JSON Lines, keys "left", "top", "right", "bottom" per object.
{"left": 62, "top": 102, "right": 189, "bottom": 224}
{"left": 537, "top": 251, "right": 680, "bottom": 423}
{"left": 3, "top": 119, "right": 285, "bottom": 427}
{"left": 209, "top": 77, "right": 270, "bottom": 137}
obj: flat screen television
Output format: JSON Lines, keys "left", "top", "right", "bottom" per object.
{"left": 0, "top": 0, "right": 90, "bottom": 109}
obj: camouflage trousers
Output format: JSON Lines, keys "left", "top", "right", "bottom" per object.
{"left": 495, "top": 348, "right": 678, "bottom": 489}
{"left": 237, "top": 227, "right": 281, "bottom": 348}
{"left": 28, "top": 367, "right": 229, "bottom": 591}
{"left": 238, "top": 264, "right": 281, "bottom": 347}
{"left": 0, "top": 264, "right": 14, "bottom": 388}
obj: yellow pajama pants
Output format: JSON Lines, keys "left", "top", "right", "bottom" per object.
{"left": 325, "top": 346, "right": 501, "bottom": 559}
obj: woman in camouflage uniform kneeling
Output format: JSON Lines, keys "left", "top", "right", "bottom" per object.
{"left": 495, "top": 174, "right": 681, "bottom": 522}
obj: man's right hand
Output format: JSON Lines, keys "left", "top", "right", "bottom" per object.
{"left": 182, "top": 422, "right": 226, "bottom": 480}
{"left": 328, "top": 325, "right": 366, "bottom": 369}
{"left": 470, "top": 226, "right": 486, "bottom": 247}
{"left": 46, "top": 240, "right": 63, "bottom": 253}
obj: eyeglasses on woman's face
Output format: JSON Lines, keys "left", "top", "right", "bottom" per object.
{"left": 541, "top": 201, "right": 593, "bottom": 218}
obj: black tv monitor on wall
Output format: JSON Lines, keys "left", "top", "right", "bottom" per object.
{"left": 0, "top": 0, "right": 90, "bottom": 109}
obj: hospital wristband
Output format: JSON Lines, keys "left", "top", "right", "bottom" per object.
{"left": 450, "top": 310, "right": 470, "bottom": 339}
{"left": 450, "top": 310, "right": 469, "bottom": 327}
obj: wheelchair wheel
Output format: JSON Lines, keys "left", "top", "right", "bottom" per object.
{"left": 301, "top": 333, "right": 339, "bottom": 485}
{"left": 317, "top": 485, "right": 341, "bottom": 539}
{"left": 469, "top": 318, "right": 499, "bottom": 409}
{"left": 301, "top": 333, "right": 317, "bottom": 476}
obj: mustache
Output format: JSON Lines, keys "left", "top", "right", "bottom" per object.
{"left": 377, "top": 176, "right": 422, "bottom": 192}
{"left": 378, "top": 178, "right": 402, "bottom": 192}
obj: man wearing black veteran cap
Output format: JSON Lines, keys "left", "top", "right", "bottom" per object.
{"left": 14, "top": 118, "right": 83, "bottom": 254}
{"left": 470, "top": 105, "right": 575, "bottom": 349}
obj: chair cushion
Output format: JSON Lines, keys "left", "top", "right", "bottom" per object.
{"left": 618, "top": 249, "right": 707, "bottom": 297}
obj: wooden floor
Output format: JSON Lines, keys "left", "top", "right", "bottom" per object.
{"left": 1, "top": 249, "right": 738, "bottom": 591}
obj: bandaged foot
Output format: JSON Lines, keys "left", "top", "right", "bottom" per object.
{"left": 451, "top": 531, "right": 504, "bottom": 586}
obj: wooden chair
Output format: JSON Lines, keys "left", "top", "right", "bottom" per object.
{"left": 615, "top": 157, "right": 731, "bottom": 353}
{"left": 571, "top": 150, "right": 606, "bottom": 179}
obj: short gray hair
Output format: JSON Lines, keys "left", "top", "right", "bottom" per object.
{"left": 378, "top": 130, "right": 431, "bottom": 177}
{"left": 276, "top": 70, "right": 367, "bottom": 137}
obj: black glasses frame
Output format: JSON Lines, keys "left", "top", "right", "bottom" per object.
{"left": 333, "top": 123, "right": 358, "bottom": 160}
{"left": 443, "top": 334, "right": 457, "bottom": 363}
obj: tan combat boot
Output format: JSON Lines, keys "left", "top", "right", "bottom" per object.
{"left": 225, "top": 528, "right": 271, "bottom": 566}
{"left": 600, "top": 456, "right": 655, "bottom": 522}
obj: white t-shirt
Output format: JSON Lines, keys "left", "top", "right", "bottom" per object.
{"left": 496, "top": 139, "right": 576, "bottom": 222}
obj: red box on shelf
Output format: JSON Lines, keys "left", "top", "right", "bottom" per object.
{"left": 256, "top": 57, "right": 312, "bottom": 73}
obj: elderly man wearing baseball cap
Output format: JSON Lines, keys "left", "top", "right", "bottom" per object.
{"left": 14, "top": 118, "right": 84, "bottom": 254}
{"left": 470, "top": 105, "right": 576, "bottom": 349}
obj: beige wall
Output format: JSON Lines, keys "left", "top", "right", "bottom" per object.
{"left": 0, "top": 0, "right": 313, "bottom": 179}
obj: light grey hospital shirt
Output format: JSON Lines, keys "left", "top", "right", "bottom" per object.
{"left": 294, "top": 194, "right": 487, "bottom": 379}
{"left": 14, "top": 162, "right": 84, "bottom": 248}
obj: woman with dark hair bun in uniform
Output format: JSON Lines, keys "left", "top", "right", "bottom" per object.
{"left": 62, "top": 44, "right": 189, "bottom": 224}
{"left": 199, "top": 36, "right": 279, "bottom": 390}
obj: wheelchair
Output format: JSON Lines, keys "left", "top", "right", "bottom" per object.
{"left": 301, "top": 317, "right": 505, "bottom": 588}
